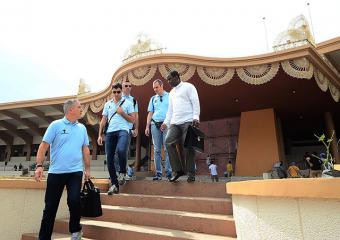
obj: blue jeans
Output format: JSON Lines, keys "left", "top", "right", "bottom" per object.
{"left": 39, "top": 171, "right": 83, "bottom": 240}
{"left": 114, "top": 130, "right": 132, "bottom": 172}
{"left": 105, "top": 130, "right": 129, "bottom": 186}
{"left": 151, "top": 124, "right": 172, "bottom": 175}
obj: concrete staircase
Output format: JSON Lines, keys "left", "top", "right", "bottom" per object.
{"left": 22, "top": 179, "right": 236, "bottom": 240}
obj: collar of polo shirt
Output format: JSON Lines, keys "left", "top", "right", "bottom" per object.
{"left": 62, "top": 117, "right": 78, "bottom": 125}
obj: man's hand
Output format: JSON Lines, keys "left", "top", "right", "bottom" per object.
{"left": 160, "top": 123, "right": 167, "bottom": 131}
{"left": 192, "top": 119, "right": 200, "bottom": 128}
{"left": 84, "top": 169, "right": 91, "bottom": 181}
{"left": 34, "top": 167, "right": 44, "bottom": 182}
{"left": 132, "top": 128, "right": 138, "bottom": 137}
{"left": 145, "top": 127, "right": 150, "bottom": 137}
{"left": 116, "top": 107, "right": 124, "bottom": 115}
{"left": 97, "top": 136, "right": 103, "bottom": 146}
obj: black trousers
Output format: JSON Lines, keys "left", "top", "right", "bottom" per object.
{"left": 39, "top": 171, "right": 83, "bottom": 240}
{"left": 165, "top": 122, "right": 196, "bottom": 174}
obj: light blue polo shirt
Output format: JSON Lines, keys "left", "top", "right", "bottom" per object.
{"left": 122, "top": 94, "right": 138, "bottom": 129}
{"left": 102, "top": 99, "right": 134, "bottom": 132}
{"left": 147, "top": 91, "right": 169, "bottom": 122}
{"left": 42, "top": 117, "right": 89, "bottom": 174}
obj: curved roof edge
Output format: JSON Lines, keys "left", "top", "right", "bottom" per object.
{"left": 1, "top": 37, "right": 340, "bottom": 108}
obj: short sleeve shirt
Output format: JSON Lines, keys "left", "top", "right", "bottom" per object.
{"left": 122, "top": 95, "right": 138, "bottom": 130}
{"left": 43, "top": 117, "right": 89, "bottom": 174}
{"left": 147, "top": 91, "right": 169, "bottom": 122}
{"left": 102, "top": 99, "right": 134, "bottom": 132}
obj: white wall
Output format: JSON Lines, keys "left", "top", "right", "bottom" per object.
{"left": 232, "top": 195, "right": 340, "bottom": 240}
{"left": 0, "top": 188, "right": 68, "bottom": 240}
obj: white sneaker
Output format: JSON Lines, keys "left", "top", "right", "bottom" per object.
{"left": 71, "top": 231, "right": 82, "bottom": 240}
{"left": 118, "top": 173, "right": 126, "bottom": 185}
{"left": 125, "top": 175, "right": 133, "bottom": 181}
{"left": 107, "top": 185, "right": 119, "bottom": 195}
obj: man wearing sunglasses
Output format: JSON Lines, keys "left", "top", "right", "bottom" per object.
{"left": 98, "top": 83, "right": 135, "bottom": 194}
{"left": 111, "top": 79, "right": 139, "bottom": 177}
{"left": 161, "top": 70, "right": 200, "bottom": 183}
{"left": 145, "top": 79, "right": 172, "bottom": 180}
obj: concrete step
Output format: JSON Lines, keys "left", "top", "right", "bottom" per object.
{"left": 21, "top": 232, "right": 94, "bottom": 240}
{"left": 54, "top": 219, "right": 236, "bottom": 240}
{"left": 93, "top": 179, "right": 229, "bottom": 198}
{"left": 95, "top": 205, "right": 236, "bottom": 237}
{"left": 100, "top": 193, "right": 233, "bottom": 214}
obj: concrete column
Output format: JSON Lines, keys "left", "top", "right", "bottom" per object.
{"left": 92, "top": 142, "right": 98, "bottom": 160}
{"left": 135, "top": 131, "right": 141, "bottom": 171}
{"left": 236, "top": 108, "right": 281, "bottom": 176}
{"left": 276, "top": 118, "right": 286, "bottom": 165}
{"left": 46, "top": 147, "right": 50, "bottom": 162}
{"left": 24, "top": 143, "right": 32, "bottom": 162}
{"left": 324, "top": 112, "right": 340, "bottom": 164}
{"left": 5, "top": 144, "right": 12, "bottom": 162}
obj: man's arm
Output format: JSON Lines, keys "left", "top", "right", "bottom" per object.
{"left": 133, "top": 100, "right": 139, "bottom": 137}
{"left": 133, "top": 112, "right": 139, "bottom": 137}
{"left": 189, "top": 85, "right": 200, "bottom": 127}
{"left": 82, "top": 145, "right": 91, "bottom": 180}
{"left": 97, "top": 116, "right": 107, "bottom": 146}
{"left": 162, "top": 93, "right": 173, "bottom": 130}
{"left": 145, "top": 111, "right": 153, "bottom": 136}
{"left": 34, "top": 141, "right": 50, "bottom": 182}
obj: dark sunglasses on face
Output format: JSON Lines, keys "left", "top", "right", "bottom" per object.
{"left": 124, "top": 85, "right": 132, "bottom": 88}
{"left": 112, "top": 90, "right": 121, "bottom": 94}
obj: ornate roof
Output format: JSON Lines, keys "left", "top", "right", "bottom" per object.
{"left": 0, "top": 37, "right": 340, "bottom": 146}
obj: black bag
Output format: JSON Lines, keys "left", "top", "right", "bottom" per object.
{"left": 103, "top": 122, "right": 109, "bottom": 135}
{"left": 80, "top": 179, "right": 103, "bottom": 217}
{"left": 184, "top": 125, "right": 205, "bottom": 153}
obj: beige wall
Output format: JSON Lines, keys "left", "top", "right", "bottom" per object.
{"left": 232, "top": 195, "right": 340, "bottom": 240}
{"left": 0, "top": 183, "right": 68, "bottom": 240}
{"left": 236, "top": 108, "right": 281, "bottom": 176}
{"left": 227, "top": 178, "right": 340, "bottom": 240}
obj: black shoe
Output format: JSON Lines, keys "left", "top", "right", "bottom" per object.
{"left": 153, "top": 173, "right": 162, "bottom": 181}
{"left": 166, "top": 173, "right": 172, "bottom": 180}
{"left": 187, "top": 175, "right": 195, "bottom": 183}
{"left": 169, "top": 171, "right": 184, "bottom": 182}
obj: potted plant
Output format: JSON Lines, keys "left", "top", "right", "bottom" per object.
{"left": 313, "top": 131, "right": 340, "bottom": 177}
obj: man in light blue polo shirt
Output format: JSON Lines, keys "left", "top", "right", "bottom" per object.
{"left": 34, "top": 99, "right": 90, "bottom": 240}
{"left": 98, "top": 82, "right": 135, "bottom": 195}
{"left": 113, "top": 79, "right": 139, "bottom": 176}
{"left": 145, "top": 79, "right": 172, "bottom": 180}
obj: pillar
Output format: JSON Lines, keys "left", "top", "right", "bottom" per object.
{"left": 236, "top": 108, "right": 282, "bottom": 176}
{"left": 24, "top": 143, "right": 32, "bottom": 162}
{"left": 92, "top": 142, "right": 98, "bottom": 160}
{"left": 5, "top": 144, "right": 12, "bottom": 162}
{"left": 136, "top": 131, "right": 141, "bottom": 171}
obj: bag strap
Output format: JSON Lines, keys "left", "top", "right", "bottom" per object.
{"left": 151, "top": 95, "right": 155, "bottom": 112}
{"left": 82, "top": 179, "right": 95, "bottom": 191}
{"left": 107, "top": 99, "right": 125, "bottom": 126}
{"left": 151, "top": 119, "right": 158, "bottom": 124}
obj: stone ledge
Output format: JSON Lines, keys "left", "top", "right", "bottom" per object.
{"left": 226, "top": 178, "right": 340, "bottom": 199}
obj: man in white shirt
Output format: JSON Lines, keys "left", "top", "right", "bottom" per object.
{"left": 161, "top": 70, "right": 200, "bottom": 183}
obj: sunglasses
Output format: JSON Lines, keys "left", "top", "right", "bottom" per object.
{"left": 124, "top": 85, "right": 132, "bottom": 88}
{"left": 112, "top": 90, "right": 121, "bottom": 94}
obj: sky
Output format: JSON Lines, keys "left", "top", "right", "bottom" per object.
{"left": 0, "top": 0, "right": 339, "bottom": 103}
